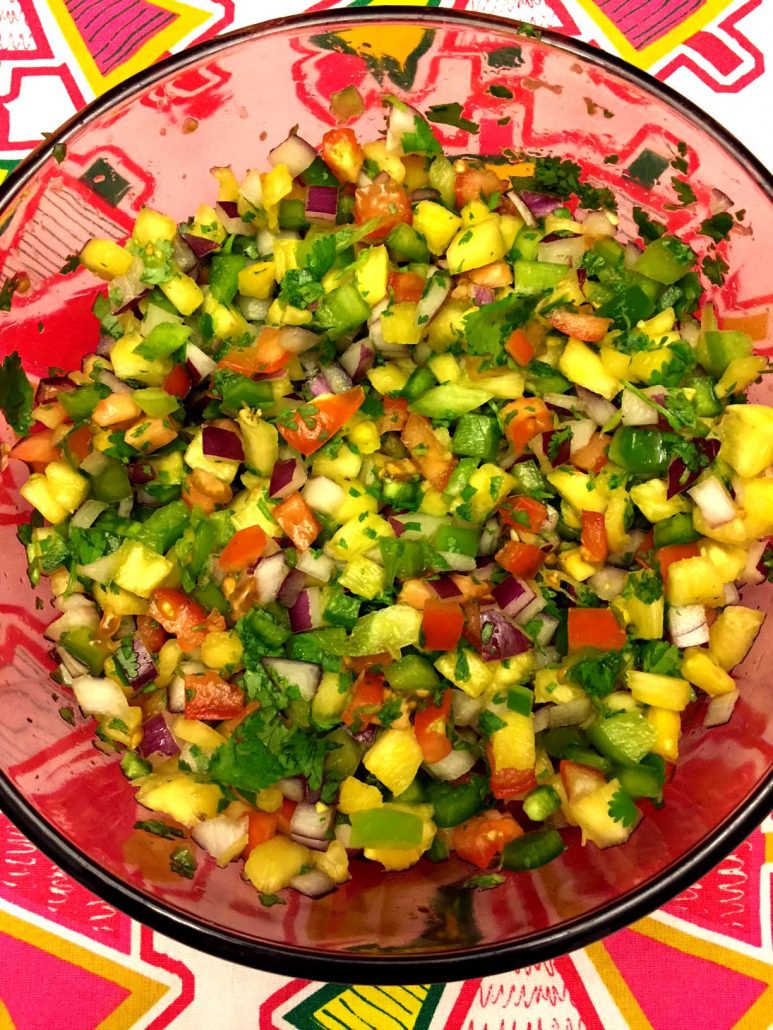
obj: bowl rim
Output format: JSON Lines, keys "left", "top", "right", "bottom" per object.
{"left": 1, "top": 5, "right": 771, "bottom": 985}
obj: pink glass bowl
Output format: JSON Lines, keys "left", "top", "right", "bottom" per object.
{"left": 0, "top": 9, "right": 771, "bottom": 983}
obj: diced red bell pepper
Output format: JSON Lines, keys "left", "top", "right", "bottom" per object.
{"left": 341, "top": 672, "right": 385, "bottom": 731}
{"left": 421, "top": 599, "right": 464, "bottom": 651}
{"left": 273, "top": 492, "right": 320, "bottom": 551}
{"left": 495, "top": 540, "right": 546, "bottom": 578}
{"left": 581, "top": 509, "right": 608, "bottom": 564}
{"left": 148, "top": 589, "right": 209, "bottom": 653}
{"left": 244, "top": 810, "right": 277, "bottom": 857}
{"left": 567, "top": 608, "right": 627, "bottom": 653}
{"left": 499, "top": 495, "right": 547, "bottom": 533}
{"left": 504, "top": 329, "right": 535, "bottom": 367}
{"left": 414, "top": 689, "right": 452, "bottom": 764}
{"left": 277, "top": 387, "right": 365, "bottom": 456}
{"left": 218, "top": 525, "right": 268, "bottom": 572}
{"left": 183, "top": 671, "right": 245, "bottom": 721}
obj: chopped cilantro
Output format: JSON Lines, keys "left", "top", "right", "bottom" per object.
{"left": 671, "top": 177, "right": 697, "bottom": 207}
{"left": 425, "top": 102, "right": 479, "bottom": 134}
{"left": 259, "top": 893, "right": 287, "bottom": 907}
{"left": 700, "top": 212, "right": 733, "bottom": 242}
{"left": 488, "top": 84, "right": 514, "bottom": 99}
{"left": 402, "top": 115, "right": 442, "bottom": 156}
{"left": 623, "top": 568, "right": 663, "bottom": 604}
{"left": 487, "top": 45, "right": 525, "bottom": 68}
{"left": 0, "top": 273, "right": 23, "bottom": 312}
{"left": 532, "top": 155, "right": 616, "bottom": 210}
{"left": 60, "top": 254, "right": 81, "bottom": 274}
{"left": 639, "top": 640, "right": 682, "bottom": 678}
{"left": 0, "top": 352, "right": 33, "bottom": 435}
{"left": 568, "top": 649, "right": 625, "bottom": 698}
{"left": 632, "top": 207, "right": 666, "bottom": 242}
{"left": 701, "top": 253, "right": 729, "bottom": 286}
{"left": 134, "top": 820, "right": 184, "bottom": 840}
{"left": 608, "top": 788, "right": 639, "bottom": 827}
{"left": 478, "top": 710, "right": 507, "bottom": 736}
{"left": 169, "top": 845, "right": 197, "bottom": 879}
{"left": 454, "top": 648, "right": 471, "bottom": 682}
{"left": 463, "top": 873, "right": 505, "bottom": 890}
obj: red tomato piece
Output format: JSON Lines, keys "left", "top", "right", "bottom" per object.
{"left": 273, "top": 492, "right": 321, "bottom": 551}
{"left": 136, "top": 615, "right": 167, "bottom": 654}
{"left": 401, "top": 412, "right": 456, "bottom": 492}
{"left": 501, "top": 397, "right": 553, "bottom": 455}
{"left": 388, "top": 269, "right": 425, "bottom": 303}
{"left": 377, "top": 396, "right": 409, "bottom": 434}
{"left": 489, "top": 765, "right": 538, "bottom": 802}
{"left": 571, "top": 432, "right": 610, "bottom": 474}
{"left": 499, "top": 495, "right": 547, "bottom": 534}
{"left": 341, "top": 672, "right": 385, "bottom": 730}
{"left": 9, "top": 429, "right": 62, "bottom": 466}
{"left": 581, "top": 509, "right": 608, "bottom": 564}
{"left": 147, "top": 589, "right": 209, "bottom": 653}
{"left": 217, "top": 327, "right": 290, "bottom": 376}
{"left": 183, "top": 671, "right": 245, "bottom": 721}
{"left": 567, "top": 608, "right": 627, "bottom": 653}
{"left": 354, "top": 181, "right": 412, "bottom": 240}
{"left": 495, "top": 540, "right": 546, "bottom": 579}
{"left": 452, "top": 813, "right": 523, "bottom": 869}
{"left": 421, "top": 599, "right": 464, "bottom": 651}
{"left": 218, "top": 525, "right": 268, "bottom": 572}
{"left": 163, "top": 364, "right": 192, "bottom": 398}
{"left": 504, "top": 329, "right": 535, "bottom": 367}
{"left": 414, "top": 689, "right": 452, "bottom": 764}
{"left": 277, "top": 387, "right": 365, "bottom": 456}
{"left": 454, "top": 166, "right": 503, "bottom": 209}
{"left": 244, "top": 810, "right": 277, "bottom": 857}
{"left": 320, "top": 127, "right": 364, "bottom": 184}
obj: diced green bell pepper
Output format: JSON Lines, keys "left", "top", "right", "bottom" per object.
{"left": 385, "top": 654, "right": 439, "bottom": 694}
{"left": 445, "top": 457, "right": 478, "bottom": 499}
{"left": 501, "top": 828, "right": 565, "bottom": 870}
{"left": 427, "top": 779, "right": 484, "bottom": 828}
{"left": 608, "top": 427, "right": 669, "bottom": 477}
{"left": 323, "top": 589, "right": 361, "bottom": 630}
{"left": 403, "top": 365, "right": 438, "bottom": 402}
{"left": 287, "top": 628, "right": 348, "bottom": 670}
{"left": 316, "top": 283, "right": 370, "bottom": 336}
{"left": 411, "top": 382, "right": 493, "bottom": 419}
{"left": 380, "top": 539, "right": 433, "bottom": 588}
{"left": 522, "top": 784, "right": 561, "bottom": 821}
{"left": 133, "top": 388, "right": 179, "bottom": 418}
{"left": 509, "top": 459, "right": 551, "bottom": 498}
{"left": 128, "top": 500, "right": 189, "bottom": 553}
{"left": 60, "top": 626, "right": 111, "bottom": 676}
{"left": 386, "top": 223, "right": 431, "bottom": 264}
{"left": 524, "top": 360, "right": 572, "bottom": 397}
{"left": 59, "top": 382, "right": 111, "bottom": 422}
{"left": 349, "top": 806, "right": 424, "bottom": 848}
{"left": 592, "top": 237, "right": 625, "bottom": 269}
{"left": 699, "top": 330, "right": 754, "bottom": 378}
{"left": 542, "top": 726, "right": 587, "bottom": 759}
{"left": 585, "top": 711, "right": 656, "bottom": 767}
{"left": 615, "top": 761, "right": 664, "bottom": 800}
{"left": 633, "top": 236, "right": 696, "bottom": 285}
{"left": 300, "top": 156, "right": 338, "bottom": 187}
{"left": 512, "top": 259, "right": 567, "bottom": 296}
{"left": 510, "top": 225, "right": 543, "bottom": 261}
{"left": 381, "top": 479, "right": 421, "bottom": 509}
{"left": 506, "top": 685, "right": 534, "bottom": 716}
{"left": 91, "top": 457, "right": 132, "bottom": 503}
{"left": 684, "top": 373, "right": 722, "bottom": 417}
{"left": 653, "top": 512, "right": 701, "bottom": 548}
{"left": 392, "top": 778, "right": 426, "bottom": 805}
{"left": 193, "top": 580, "right": 229, "bottom": 616}
{"left": 433, "top": 524, "right": 480, "bottom": 557}
{"left": 136, "top": 321, "right": 190, "bottom": 359}
{"left": 278, "top": 199, "right": 309, "bottom": 232}
{"left": 323, "top": 728, "right": 362, "bottom": 780}
{"left": 596, "top": 284, "right": 656, "bottom": 326}
{"left": 209, "top": 252, "right": 247, "bottom": 305}
{"left": 451, "top": 413, "right": 501, "bottom": 461}
{"left": 120, "top": 751, "right": 152, "bottom": 779}
{"left": 212, "top": 370, "right": 275, "bottom": 414}
{"left": 426, "top": 834, "right": 450, "bottom": 862}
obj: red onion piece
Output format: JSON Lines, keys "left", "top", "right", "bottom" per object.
{"left": 411, "top": 187, "right": 441, "bottom": 202}
{"left": 289, "top": 587, "right": 322, "bottom": 632}
{"left": 277, "top": 568, "right": 307, "bottom": 608}
{"left": 128, "top": 636, "right": 158, "bottom": 689}
{"left": 519, "top": 190, "right": 565, "bottom": 217}
{"left": 432, "top": 576, "right": 463, "bottom": 599}
{"left": 473, "top": 285, "right": 495, "bottom": 306}
{"left": 201, "top": 425, "right": 244, "bottom": 462}
{"left": 96, "top": 335, "right": 114, "bottom": 357}
{"left": 36, "top": 376, "right": 75, "bottom": 405}
{"left": 185, "top": 342, "right": 217, "bottom": 385}
{"left": 667, "top": 439, "right": 721, "bottom": 498}
{"left": 268, "top": 132, "right": 317, "bottom": 177}
{"left": 307, "top": 372, "right": 331, "bottom": 397}
{"left": 576, "top": 386, "right": 617, "bottom": 427}
{"left": 668, "top": 604, "right": 709, "bottom": 648}
{"left": 253, "top": 553, "right": 288, "bottom": 605}
{"left": 305, "top": 185, "right": 338, "bottom": 221}
{"left": 479, "top": 608, "right": 532, "bottom": 662}
{"left": 216, "top": 200, "right": 238, "bottom": 218}
{"left": 138, "top": 714, "right": 179, "bottom": 757}
{"left": 320, "top": 363, "right": 352, "bottom": 394}
{"left": 339, "top": 341, "right": 375, "bottom": 381}
{"left": 181, "top": 232, "right": 220, "bottom": 259}
{"left": 492, "top": 576, "right": 536, "bottom": 618}
{"left": 269, "top": 457, "right": 307, "bottom": 499}
{"left": 388, "top": 517, "right": 406, "bottom": 538}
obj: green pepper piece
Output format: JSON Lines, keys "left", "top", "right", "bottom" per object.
{"left": 392, "top": 778, "right": 426, "bottom": 805}
{"left": 585, "top": 711, "right": 657, "bottom": 767}
{"left": 209, "top": 252, "right": 247, "bottom": 305}
{"left": 615, "top": 761, "right": 664, "bottom": 800}
{"left": 323, "top": 728, "right": 362, "bottom": 780}
{"left": 301, "top": 156, "right": 338, "bottom": 187}
{"left": 136, "top": 321, "right": 190, "bottom": 360}
{"left": 683, "top": 373, "right": 722, "bottom": 417}
{"left": 501, "top": 828, "right": 565, "bottom": 870}
{"left": 426, "top": 834, "right": 450, "bottom": 863}
{"left": 542, "top": 726, "right": 588, "bottom": 759}
{"left": 653, "top": 512, "right": 701, "bottom": 549}
{"left": 510, "top": 459, "right": 551, "bottom": 499}
{"left": 511, "top": 259, "right": 567, "bottom": 296}
{"left": 427, "top": 779, "right": 484, "bottom": 828}
{"left": 91, "top": 457, "right": 132, "bottom": 503}
{"left": 633, "top": 235, "right": 696, "bottom": 285}
{"left": 59, "top": 626, "right": 111, "bottom": 676}
{"left": 278, "top": 199, "right": 309, "bottom": 232}
{"left": 385, "top": 654, "right": 439, "bottom": 694}
{"left": 432, "top": 524, "right": 480, "bottom": 557}
{"left": 608, "top": 427, "right": 669, "bottom": 477}
{"left": 451, "top": 413, "right": 501, "bottom": 462}
{"left": 699, "top": 329, "right": 754, "bottom": 378}
{"left": 193, "top": 580, "right": 229, "bottom": 616}
{"left": 380, "top": 539, "right": 433, "bottom": 589}
{"left": 120, "top": 751, "right": 152, "bottom": 780}
{"left": 212, "top": 370, "right": 275, "bottom": 414}
{"left": 315, "top": 283, "right": 370, "bottom": 336}
{"left": 410, "top": 382, "right": 494, "bottom": 420}
{"left": 128, "top": 499, "right": 189, "bottom": 553}
{"left": 133, "top": 388, "right": 179, "bottom": 418}
{"left": 562, "top": 743, "right": 612, "bottom": 773}
{"left": 510, "top": 225, "right": 544, "bottom": 261}
{"left": 349, "top": 806, "right": 424, "bottom": 848}
{"left": 506, "top": 685, "right": 534, "bottom": 716}
{"left": 381, "top": 479, "right": 421, "bottom": 509}
{"left": 386, "top": 223, "right": 431, "bottom": 264}
{"left": 59, "top": 382, "right": 110, "bottom": 422}
{"left": 591, "top": 237, "right": 625, "bottom": 269}
{"left": 522, "top": 785, "right": 561, "bottom": 822}
{"left": 402, "top": 365, "right": 438, "bottom": 402}
{"left": 445, "top": 457, "right": 479, "bottom": 499}
{"left": 524, "top": 360, "right": 572, "bottom": 397}
{"left": 323, "top": 589, "right": 361, "bottom": 630}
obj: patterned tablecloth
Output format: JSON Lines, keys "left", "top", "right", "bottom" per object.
{"left": 0, "top": 1, "right": 771, "bottom": 1027}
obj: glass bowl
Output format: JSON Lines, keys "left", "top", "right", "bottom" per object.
{"left": 0, "top": 8, "right": 771, "bottom": 984}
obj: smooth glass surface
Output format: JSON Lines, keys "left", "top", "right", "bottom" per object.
{"left": 0, "top": 10, "right": 770, "bottom": 982}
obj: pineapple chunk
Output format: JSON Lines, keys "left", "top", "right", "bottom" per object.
{"left": 600, "top": 347, "right": 631, "bottom": 380}
{"left": 428, "top": 353, "right": 461, "bottom": 383}
{"left": 681, "top": 647, "right": 736, "bottom": 697}
{"left": 548, "top": 468, "right": 607, "bottom": 514}
{"left": 626, "top": 670, "right": 691, "bottom": 712}
{"left": 533, "top": 669, "right": 586, "bottom": 705}
{"left": 80, "top": 239, "right": 133, "bottom": 280}
{"left": 718, "top": 405, "right": 773, "bottom": 478}
{"left": 363, "top": 140, "right": 406, "bottom": 184}
{"left": 159, "top": 273, "right": 203, "bottom": 316}
{"left": 174, "top": 718, "right": 227, "bottom": 749}
{"left": 715, "top": 356, "right": 767, "bottom": 399}
{"left": 698, "top": 540, "right": 748, "bottom": 583}
{"left": 335, "top": 480, "right": 377, "bottom": 522}
{"left": 136, "top": 773, "right": 222, "bottom": 826}
{"left": 338, "top": 555, "right": 385, "bottom": 600}
{"left": 354, "top": 244, "right": 388, "bottom": 306}
{"left": 244, "top": 837, "right": 310, "bottom": 893}
{"left": 338, "top": 777, "right": 383, "bottom": 814}
{"left": 185, "top": 429, "right": 241, "bottom": 485}
{"left": 238, "top": 261, "right": 276, "bottom": 299}
{"left": 312, "top": 445, "right": 363, "bottom": 482}
{"left": 435, "top": 649, "right": 493, "bottom": 698}
{"left": 570, "top": 778, "right": 641, "bottom": 848}
{"left": 45, "top": 460, "right": 89, "bottom": 512}
{"left": 666, "top": 556, "right": 726, "bottom": 607}
{"left": 313, "top": 840, "right": 350, "bottom": 884}
{"left": 465, "top": 463, "right": 515, "bottom": 521}
{"left": 381, "top": 302, "right": 422, "bottom": 346}
{"left": 326, "top": 513, "right": 393, "bottom": 560}
{"left": 630, "top": 479, "right": 690, "bottom": 522}
{"left": 133, "top": 207, "right": 177, "bottom": 245}
{"left": 368, "top": 364, "right": 410, "bottom": 395}
{"left": 412, "top": 201, "right": 462, "bottom": 256}
{"left": 93, "top": 582, "right": 148, "bottom": 616}
{"left": 558, "top": 547, "right": 600, "bottom": 582}
{"left": 693, "top": 478, "right": 773, "bottom": 545}
{"left": 112, "top": 540, "right": 173, "bottom": 598}
{"left": 558, "top": 338, "right": 620, "bottom": 400}
{"left": 111, "top": 332, "right": 172, "bottom": 386}
{"left": 647, "top": 707, "right": 681, "bottom": 762}
{"left": 490, "top": 711, "right": 535, "bottom": 772}
{"left": 363, "top": 729, "right": 423, "bottom": 796}
{"left": 201, "top": 630, "right": 243, "bottom": 672}
{"left": 20, "top": 474, "right": 68, "bottom": 524}
{"left": 604, "top": 489, "right": 632, "bottom": 555}
{"left": 709, "top": 605, "right": 765, "bottom": 671}
{"left": 447, "top": 218, "right": 506, "bottom": 274}
{"left": 237, "top": 411, "right": 278, "bottom": 476}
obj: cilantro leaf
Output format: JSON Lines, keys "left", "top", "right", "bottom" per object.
{"left": 134, "top": 820, "right": 184, "bottom": 840}
{"left": 671, "top": 177, "right": 697, "bottom": 207}
{"left": 60, "top": 254, "right": 81, "bottom": 275}
{"left": 700, "top": 212, "right": 733, "bottom": 243}
{"left": 0, "top": 273, "right": 23, "bottom": 311}
{"left": 532, "top": 155, "right": 616, "bottom": 210}
{"left": 260, "top": 893, "right": 287, "bottom": 907}
{"left": 479, "top": 710, "right": 507, "bottom": 736}
{"left": 139, "top": 239, "right": 174, "bottom": 286}
{"left": 425, "top": 102, "right": 479, "bottom": 134}
{"left": 279, "top": 268, "right": 325, "bottom": 309}
{"left": 701, "top": 253, "right": 728, "bottom": 286}
{"left": 0, "top": 352, "right": 33, "bottom": 435}
{"left": 402, "top": 115, "right": 442, "bottom": 156}
{"left": 463, "top": 873, "right": 506, "bottom": 890}
{"left": 463, "top": 293, "right": 537, "bottom": 360}
{"left": 639, "top": 640, "right": 682, "bottom": 678}
{"left": 645, "top": 340, "right": 695, "bottom": 388}
{"left": 632, "top": 207, "right": 666, "bottom": 242}
{"left": 377, "top": 696, "right": 403, "bottom": 728}
{"left": 169, "top": 845, "right": 196, "bottom": 879}
{"left": 608, "top": 788, "right": 639, "bottom": 827}
{"left": 623, "top": 568, "right": 663, "bottom": 604}
{"left": 568, "top": 649, "right": 625, "bottom": 698}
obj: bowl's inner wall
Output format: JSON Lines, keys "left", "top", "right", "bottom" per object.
{"left": 0, "top": 15, "right": 771, "bottom": 964}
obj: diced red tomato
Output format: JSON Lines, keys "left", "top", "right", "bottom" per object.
{"left": 64, "top": 424, "right": 92, "bottom": 465}
{"left": 499, "top": 495, "right": 547, "bottom": 533}
{"left": 163, "top": 364, "right": 192, "bottom": 398}
{"left": 148, "top": 589, "right": 209, "bottom": 653}
{"left": 9, "top": 429, "right": 62, "bottom": 466}
{"left": 273, "top": 492, "right": 320, "bottom": 550}
{"left": 388, "top": 269, "right": 425, "bottom": 303}
{"left": 401, "top": 412, "right": 456, "bottom": 492}
{"left": 461, "top": 600, "right": 482, "bottom": 650}
{"left": 218, "top": 525, "right": 267, "bottom": 572}
{"left": 560, "top": 759, "right": 605, "bottom": 802}
{"left": 547, "top": 309, "right": 611, "bottom": 343}
{"left": 276, "top": 797, "right": 297, "bottom": 836}
{"left": 136, "top": 615, "right": 167, "bottom": 654}
{"left": 454, "top": 165, "right": 503, "bottom": 209}
{"left": 504, "top": 329, "right": 535, "bottom": 367}
{"left": 183, "top": 671, "right": 245, "bottom": 721}
{"left": 452, "top": 813, "right": 523, "bottom": 869}
{"left": 217, "top": 327, "right": 290, "bottom": 376}
{"left": 501, "top": 397, "right": 553, "bottom": 455}
{"left": 656, "top": 543, "right": 701, "bottom": 583}
{"left": 581, "top": 510, "right": 608, "bottom": 564}
{"left": 245, "top": 810, "right": 277, "bottom": 857}
{"left": 422, "top": 599, "right": 464, "bottom": 651}
{"left": 571, "top": 432, "right": 609, "bottom": 473}
{"left": 495, "top": 540, "right": 546, "bottom": 579}
{"left": 355, "top": 181, "right": 412, "bottom": 240}
{"left": 489, "top": 764, "right": 538, "bottom": 801}
{"left": 567, "top": 608, "right": 627, "bottom": 653}
{"left": 414, "top": 689, "right": 452, "bottom": 764}
{"left": 277, "top": 387, "right": 365, "bottom": 456}
{"left": 377, "top": 396, "right": 409, "bottom": 434}
{"left": 320, "top": 127, "right": 364, "bottom": 184}
{"left": 341, "top": 672, "right": 385, "bottom": 730}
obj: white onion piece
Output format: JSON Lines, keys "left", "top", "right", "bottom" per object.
{"left": 723, "top": 582, "right": 740, "bottom": 605}
{"left": 238, "top": 296, "right": 271, "bottom": 322}
{"left": 478, "top": 520, "right": 501, "bottom": 557}
{"left": 588, "top": 566, "right": 628, "bottom": 601}
{"left": 70, "top": 499, "right": 108, "bottom": 530}
{"left": 386, "top": 99, "right": 422, "bottom": 154}
{"left": 576, "top": 386, "right": 616, "bottom": 426}
{"left": 214, "top": 202, "right": 255, "bottom": 237}
{"left": 117, "top": 497, "right": 133, "bottom": 518}
{"left": 740, "top": 540, "right": 767, "bottom": 585}
{"left": 704, "top": 688, "right": 739, "bottom": 727}
{"left": 425, "top": 747, "right": 477, "bottom": 781}
{"left": 533, "top": 697, "right": 593, "bottom": 734}
{"left": 302, "top": 476, "right": 345, "bottom": 516}
{"left": 688, "top": 476, "right": 737, "bottom": 528}
{"left": 167, "top": 675, "right": 186, "bottom": 713}
{"left": 537, "top": 236, "right": 585, "bottom": 266}
{"left": 437, "top": 551, "right": 477, "bottom": 573}
{"left": 394, "top": 513, "right": 445, "bottom": 538}
{"left": 623, "top": 241, "right": 641, "bottom": 268}
{"left": 334, "top": 822, "right": 354, "bottom": 850}
{"left": 94, "top": 368, "right": 133, "bottom": 394}
{"left": 583, "top": 210, "right": 616, "bottom": 236}
{"left": 451, "top": 689, "right": 485, "bottom": 727}
{"left": 621, "top": 388, "right": 659, "bottom": 426}
{"left": 295, "top": 549, "right": 336, "bottom": 583}
{"left": 680, "top": 319, "right": 700, "bottom": 346}
{"left": 278, "top": 326, "right": 319, "bottom": 355}
{"left": 56, "top": 647, "right": 88, "bottom": 679}
{"left": 541, "top": 505, "right": 560, "bottom": 534}
{"left": 416, "top": 272, "right": 450, "bottom": 326}
{"left": 262, "top": 657, "right": 322, "bottom": 702}
{"left": 290, "top": 868, "right": 337, "bottom": 898}
{"left": 514, "top": 592, "right": 547, "bottom": 625}
{"left": 253, "top": 553, "right": 288, "bottom": 605}
{"left": 44, "top": 607, "right": 99, "bottom": 643}
{"left": 72, "top": 675, "right": 130, "bottom": 721}
{"left": 278, "top": 777, "right": 305, "bottom": 802}
{"left": 268, "top": 132, "right": 317, "bottom": 176}
{"left": 533, "top": 614, "right": 559, "bottom": 646}
{"left": 239, "top": 169, "right": 264, "bottom": 208}
{"left": 567, "top": 419, "right": 596, "bottom": 453}
{"left": 669, "top": 604, "right": 709, "bottom": 647}
{"left": 543, "top": 392, "right": 582, "bottom": 414}
{"left": 192, "top": 814, "right": 249, "bottom": 866}
{"left": 55, "top": 592, "right": 93, "bottom": 613}
{"left": 80, "top": 449, "right": 109, "bottom": 476}
{"left": 290, "top": 802, "right": 333, "bottom": 842}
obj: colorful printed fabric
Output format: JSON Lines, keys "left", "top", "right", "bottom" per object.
{"left": 0, "top": 2, "right": 771, "bottom": 1027}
